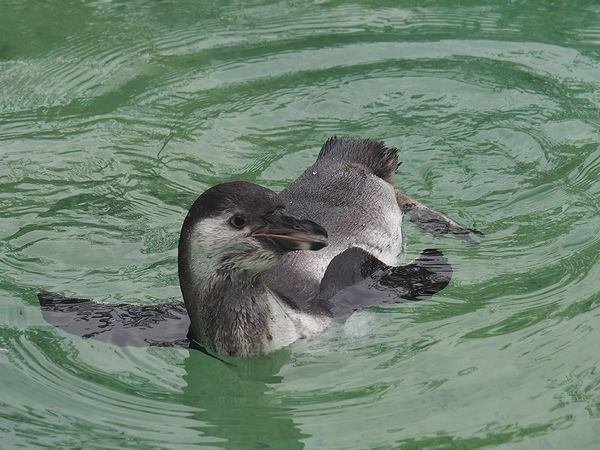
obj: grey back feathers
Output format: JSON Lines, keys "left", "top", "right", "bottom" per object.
{"left": 263, "top": 137, "right": 404, "bottom": 307}
{"left": 317, "top": 136, "right": 400, "bottom": 183}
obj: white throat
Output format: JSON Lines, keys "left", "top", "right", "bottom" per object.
{"left": 263, "top": 289, "right": 331, "bottom": 353}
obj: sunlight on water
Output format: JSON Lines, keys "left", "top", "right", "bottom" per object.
{"left": 1, "top": 0, "right": 599, "bottom": 448}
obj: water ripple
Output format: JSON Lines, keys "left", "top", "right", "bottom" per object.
{"left": 1, "top": 0, "right": 599, "bottom": 448}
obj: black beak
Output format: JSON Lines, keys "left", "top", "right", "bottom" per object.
{"left": 252, "top": 212, "right": 328, "bottom": 252}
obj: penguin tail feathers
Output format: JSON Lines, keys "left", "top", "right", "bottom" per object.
{"left": 317, "top": 136, "right": 400, "bottom": 184}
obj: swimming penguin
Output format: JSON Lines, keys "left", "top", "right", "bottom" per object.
{"left": 38, "top": 137, "right": 480, "bottom": 357}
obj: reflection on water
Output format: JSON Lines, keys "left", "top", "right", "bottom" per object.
{"left": 182, "top": 350, "right": 306, "bottom": 450}
{"left": 1, "top": 0, "right": 599, "bottom": 448}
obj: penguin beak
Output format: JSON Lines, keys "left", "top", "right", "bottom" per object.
{"left": 252, "top": 212, "right": 328, "bottom": 252}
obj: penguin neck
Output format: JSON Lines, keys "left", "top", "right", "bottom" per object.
{"left": 181, "top": 263, "right": 274, "bottom": 357}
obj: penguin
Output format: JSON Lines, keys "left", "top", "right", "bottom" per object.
{"left": 39, "top": 137, "right": 480, "bottom": 357}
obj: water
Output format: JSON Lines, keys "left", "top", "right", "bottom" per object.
{"left": 1, "top": 0, "right": 599, "bottom": 448}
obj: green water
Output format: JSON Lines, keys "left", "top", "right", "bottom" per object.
{"left": 1, "top": 0, "right": 599, "bottom": 448}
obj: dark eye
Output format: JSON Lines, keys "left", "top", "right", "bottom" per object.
{"left": 229, "top": 215, "right": 246, "bottom": 229}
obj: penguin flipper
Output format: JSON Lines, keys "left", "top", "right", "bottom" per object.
{"left": 314, "top": 247, "right": 452, "bottom": 318}
{"left": 37, "top": 291, "right": 190, "bottom": 347}
{"left": 395, "top": 189, "right": 483, "bottom": 244}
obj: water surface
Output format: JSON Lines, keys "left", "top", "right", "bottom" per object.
{"left": 1, "top": 0, "right": 599, "bottom": 448}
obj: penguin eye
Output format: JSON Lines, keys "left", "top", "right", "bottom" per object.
{"left": 229, "top": 215, "right": 246, "bottom": 229}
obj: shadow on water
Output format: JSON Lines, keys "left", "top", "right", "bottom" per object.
{"left": 180, "top": 349, "right": 306, "bottom": 449}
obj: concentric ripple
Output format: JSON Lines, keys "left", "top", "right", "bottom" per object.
{"left": 1, "top": 0, "right": 599, "bottom": 448}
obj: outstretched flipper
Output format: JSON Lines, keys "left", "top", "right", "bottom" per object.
{"left": 38, "top": 247, "right": 451, "bottom": 347}
{"left": 395, "top": 190, "right": 483, "bottom": 244}
{"left": 38, "top": 291, "right": 190, "bottom": 347}
{"left": 313, "top": 247, "right": 452, "bottom": 318}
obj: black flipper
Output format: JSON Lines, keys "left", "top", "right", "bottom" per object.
{"left": 379, "top": 248, "right": 453, "bottom": 297}
{"left": 38, "top": 291, "right": 190, "bottom": 347}
{"left": 313, "top": 247, "right": 452, "bottom": 318}
{"left": 395, "top": 190, "right": 483, "bottom": 244}
{"left": 37, "top": 249, "right": 451, "bottom": 346}
{"left": 315, "top": 248, "right": 387, "bottom": 303}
